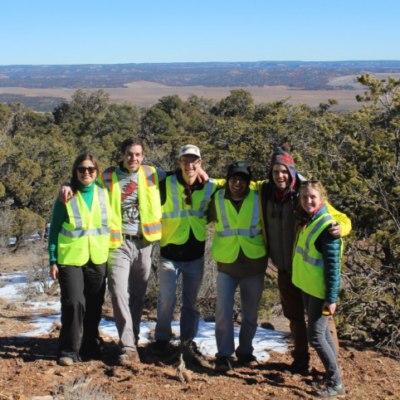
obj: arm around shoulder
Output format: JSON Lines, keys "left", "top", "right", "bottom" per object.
{"left": 326, "top": 201, "right": 352, "bottom": 237}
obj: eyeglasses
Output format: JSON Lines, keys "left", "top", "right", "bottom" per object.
{"left": 77, "top": 167, "right": 96, "bottom": 174}
{"left": 301, "top": 180, "right": 320, "bottom": 185}
{"left": 183, "top": 186, "right": 192, "bottom": 207}
{"left": 180, "top": 159, "right": 201, "bottom": 167}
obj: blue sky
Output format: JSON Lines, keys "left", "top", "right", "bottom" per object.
{"left": 1, "top": 0, "right": 399, "bottom": 65}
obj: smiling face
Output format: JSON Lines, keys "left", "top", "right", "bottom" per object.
{"left": 178, "top": 155, "right": 202, "bottom": 182}
{"left": 272, "top": 164, "right": 291, "bottom": 191}
{"left": 228, "top": 175, "right": 248, "bottom": 199}
{"left": 121, "top": 144, "right": 145, "bottom": 173}
{"left": 77, "top": 159, "right": 97, "bottom": 186}
{"left": 301, "top": 186, "right": 323, "bottom": 214}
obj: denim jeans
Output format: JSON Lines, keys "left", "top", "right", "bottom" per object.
{"left": 215, "top": 271, "right": 265, "bottom": 358}
{"left": 302, "top": 292, "right": 342, "bottom": 386}
{"left": 155, "top": 255, "right": 204, "bottom": 341}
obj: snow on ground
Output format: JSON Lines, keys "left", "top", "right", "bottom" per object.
{"left": 0, "top": 272, "right": 288, "bottom": 360}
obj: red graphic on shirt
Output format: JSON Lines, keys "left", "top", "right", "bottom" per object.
{"left": 121, "top": 180, "right": 139, "bottom": 224}
{"left": 121, "top": 180, "right": 137, "bottom": 200}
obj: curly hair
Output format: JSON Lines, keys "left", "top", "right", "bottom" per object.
{"left": 70, "top": 153, "right": 99, "bottom": 193}
{"left": 120, "top": 136, "right": 144, "bottom": 155}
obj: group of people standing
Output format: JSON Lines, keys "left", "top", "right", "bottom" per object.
{"left": 48, "top": 137, "right": 350, "bottom": 399}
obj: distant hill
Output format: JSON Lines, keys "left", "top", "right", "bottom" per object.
{"left": 0, "top": 93, "right": 66, "bottom": 112}
{"left": 1, "top": 61, "right": 400, "bottom": 90}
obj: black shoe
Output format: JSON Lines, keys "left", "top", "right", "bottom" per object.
{"left": 80, "top": 347, "right": 103, "bottom": 361}
{"left": 315, "top": 382, "right": 346, "bottom": 398}
{"left": 284, "top": 357, "right": 310, "bottom": 375}
{"left": 152, "top": 340, "right": 168, "bottom": 355}
{"left": 237, "top": 354, "right": 258, "bottom": 368}
{"left": 215, "top": 357, "right": 232, "bottom": 372}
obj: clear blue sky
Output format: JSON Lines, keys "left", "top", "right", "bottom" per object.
{"left": 1, "top": 0, "right": 399, "bottom": 65}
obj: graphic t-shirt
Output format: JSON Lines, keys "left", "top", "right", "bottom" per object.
{"left": 116, "top": 168, "right": 140, "bottom": 235}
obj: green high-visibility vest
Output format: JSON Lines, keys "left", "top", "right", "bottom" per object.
{"left": 211, "top": 189, "right": 266, "bottom": 263}
{"left": 57, "top": 183, "right": 111, "bottom": 266}
{"left": 292, "top": 213, "right": 342, "bottom": 299}
{"left": 160, "top": 176, "right": 217, "bottom": 247}
{"left": 100, "top": 165, "right": 163, "bottom": 247}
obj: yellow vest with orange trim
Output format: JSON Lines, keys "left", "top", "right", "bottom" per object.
{"left": 100, "top": 165, "right": 162, "bottom": 247}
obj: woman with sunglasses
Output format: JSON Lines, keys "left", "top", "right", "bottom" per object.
{"left": 292, "top": 181, "right": 345, "bottom": 399}
{"left": 48, "top": 153, "right": 112, "bottom": 366}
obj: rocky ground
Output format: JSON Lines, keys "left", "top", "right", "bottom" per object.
{"left": 1, "top": 247, "right": 399, "bottom": 399}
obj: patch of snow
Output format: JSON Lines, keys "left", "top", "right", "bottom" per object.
{"left": 1, "top": 272, "right": 288, "bottom": 359}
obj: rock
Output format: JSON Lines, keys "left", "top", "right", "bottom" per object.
{"left": 260, "top": 322, "right": 275, "bottom": 330}
{"left": 31, "top": 397, "right": 54, "bottom": 400}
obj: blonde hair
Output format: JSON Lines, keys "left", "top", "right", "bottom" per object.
{"left": 299, "top": 181, "right": 328, "bottom": 206}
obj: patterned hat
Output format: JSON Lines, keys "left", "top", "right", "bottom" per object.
{"left": 269, "top": 144, "right": 296, "bottom": 182}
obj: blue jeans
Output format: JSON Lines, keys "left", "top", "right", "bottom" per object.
{"left": 215, "top": 271, "right": 265, "bottom": 358}
{"left": 155, "top": 255, "right": 204, "bottom": 341}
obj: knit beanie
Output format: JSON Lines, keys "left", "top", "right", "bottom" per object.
{"left": 269, "top": 144, "right": 296, "bottom": 183}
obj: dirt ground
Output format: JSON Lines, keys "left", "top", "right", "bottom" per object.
{"left": 1, "top": 249, "right": 399, "bottom": 399}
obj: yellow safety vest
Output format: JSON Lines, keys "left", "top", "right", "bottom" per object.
{"left": 292, "top": 213, "right": 342, "bottom": 299}
{"left": 57, "top": 183, "right": 111, "bottom": 266}
{"left": 212, "top": 189, "right": 266, "bottom": 263}
{"left": 101, "top": 165, "right": 162, "bottom": 247}
{"left": 160, "top": 176, "right": 217, "bottom": 247}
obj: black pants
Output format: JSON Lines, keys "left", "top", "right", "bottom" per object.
{"left": 58, "top": 261, "right": 107, "bottom": 360}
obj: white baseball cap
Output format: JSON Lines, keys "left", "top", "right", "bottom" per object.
{"left": 179, "top": 144, "right": 201, "bottom": 159}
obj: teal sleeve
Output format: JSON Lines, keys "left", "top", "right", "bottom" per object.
{"left": 318, "top": 228, "right": 342, "bottom": 303}
{"left": 48, "top": 198, "right": 68, "bottom": 265}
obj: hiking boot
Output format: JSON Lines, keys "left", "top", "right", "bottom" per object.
{"left": 238, "top": 354, "right": 258, "bottom": 368}
{"left": 284, "top": 357, "right": 310, "bottom": 375}
{"left": 215, "top": 357, "right": 232, "bottom": 372}
{"left": 118, "top": 349, "right": 140, "bottom": 365}
{"left": 152, "top": 340, "right": 168, "bottom": 355}
{"left": 58, "top": 357, "right": 74, "bottom": 366}
{"left": 315, "top": 382, "right": 346, "bottom": 398}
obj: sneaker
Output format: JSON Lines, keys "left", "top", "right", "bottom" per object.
{"left": 215, "top": 357, "right": 232, "bottom": 372}
{"left": 58, "top": 357, "right": 74, "bottom": 366}
{"left": 315, "top": 382, "right": 346, "bottom": 398}
{"left": 238, "top": 354, "right": 258, "bottom": 368}
{"left": 284, "top": 357, "right": 310, "bottom": 375}
{"left": 118, "top": 349, "right": 140, "bottom": 366}
{"left": 152, "top": 340, "right": 168, "bottom": 355}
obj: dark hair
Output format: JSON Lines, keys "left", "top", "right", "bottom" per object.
{"left": 70, "top": 153, "right": 100, "bottom": 193}
{"left": 120, "top": 136, "right": 144, "bottom": 155}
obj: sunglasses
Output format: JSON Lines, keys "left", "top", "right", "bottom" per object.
{"left": 301, "top": 180, "right": 320, "bottom": 185}
{"left": 183, "top": 186, "right": 192, "bottom": 206}
{"left": 77, "top": 167, "right": 96, "bottom": 174}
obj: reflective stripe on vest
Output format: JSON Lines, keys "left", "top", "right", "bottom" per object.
{"left": 295, "top": 215, "right": 333, "bottom": 267}
{"left": 162, "top": 176, "right": 214, "bottom": 219}
{"left": 216, "top": 189, "right": 262, "bottom": 238}
{"left": 139, "top": 165, "right": 162, "bottom": 238}
{"left": 60, "top": 184, "right": 111, "bottom": 238}
{"left": 141, "top": 164, "right": 156, "bottom": 187}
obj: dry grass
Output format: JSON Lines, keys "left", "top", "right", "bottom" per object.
{"left": 0, "top": 80, "right": 368, "bottom": 110}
